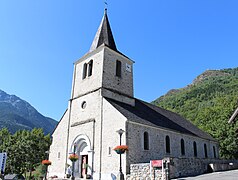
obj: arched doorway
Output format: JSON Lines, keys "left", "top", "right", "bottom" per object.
{"left": 69, "top": 134, "right": 93, "bottom": 178}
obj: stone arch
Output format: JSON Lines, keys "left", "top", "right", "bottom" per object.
{"left": 70, "top": 134, "right": 93, "bottom": 178}
{"left": 71, "top": 134, "right": 92, "bottom": 153}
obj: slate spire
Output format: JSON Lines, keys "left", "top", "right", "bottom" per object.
{"left": 90, "top": 9, "right": 117, "bottom": 52}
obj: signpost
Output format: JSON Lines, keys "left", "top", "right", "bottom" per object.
{"left": 151, "top": 160, "right": 163, "bottom": 168}
{"left": 0, "top": 153, "right": 7, "bottom": 176}
{"left": 150, "top": 160, "right": 163, "bottom": 180}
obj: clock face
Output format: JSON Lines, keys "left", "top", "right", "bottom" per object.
{"left": 126, "top": 63, "right": 132, "bottom": 72}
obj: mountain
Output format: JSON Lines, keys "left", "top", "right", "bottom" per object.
{"left": 0, "top": 89, "right": 57, "bottom": 134}
{"left": 153, "top": 67, "right": 238, "bottom": 159}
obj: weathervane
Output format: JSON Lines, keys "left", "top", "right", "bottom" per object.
{"left": 104, "top": 0, "right": 108, "bottom": 11}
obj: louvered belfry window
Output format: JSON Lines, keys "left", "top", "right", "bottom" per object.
{"left": 83, "top": 63, "right": 87, "bottom": 79}
{"left": 88, "top": 60, "right": 93, "bottom": 77}
{"left": 116, "top": 60, "right": 122, "bottom": 77}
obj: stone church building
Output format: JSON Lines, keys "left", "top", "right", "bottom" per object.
{"left": 48, "top": 10, "right": 219, "bottom": 179}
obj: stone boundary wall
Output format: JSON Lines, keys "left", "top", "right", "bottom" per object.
{"left": 126, "top": 163, "right": 164, "bottom": 180}
{"left": 126, "top": 158, "right": 238, "bottom": 180}
{"left": 170, "top": 158, "right": 238, "bottom": 178}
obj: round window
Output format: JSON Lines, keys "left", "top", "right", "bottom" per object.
{"left": 81, "top": 101, "right": 87, "bottom": 109}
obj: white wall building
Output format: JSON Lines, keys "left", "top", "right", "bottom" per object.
{"left": 48, "top": 9, "right": 219, "bottom": 180}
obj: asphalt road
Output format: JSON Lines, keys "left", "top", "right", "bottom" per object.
{"left": 173, "top": 169, "right": 238, "bottom": 180}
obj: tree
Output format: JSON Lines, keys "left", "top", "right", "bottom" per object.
{"left": 0, "top": 128, "right": 51, "bottom": 178}
{"left": 153, "top": 67, "right": 238, "bottom": 159}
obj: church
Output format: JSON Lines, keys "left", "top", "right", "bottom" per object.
{"left": 48, "top": 9, "right": 219, "bottom": 179}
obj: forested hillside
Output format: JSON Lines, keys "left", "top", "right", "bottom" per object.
{"left": 153, "top": 67, "right": 238, "bottom": 159}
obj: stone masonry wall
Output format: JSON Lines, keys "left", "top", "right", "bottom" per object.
{"left": 48, "top": 110, "right": 69, "bottom": 178}
{"left": 126, "top": 163, "right": 164, "bottom": 180}
{"left": 103, "top": 47, "right": 134, "bottom": 98}
{"left": 126, "top": 121, "right": 219, "bottom": 169}
{"left": 73, "top": 47, "right": 104, "bottom": 98}
{"left": 127, "top": 158, "right": 238, "bottom": 180}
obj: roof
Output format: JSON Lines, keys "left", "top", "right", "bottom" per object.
{"left": 90, "top": 9, "right": 117, "bottom": 52}
{"left": 4, "top": 174, "right": 25, "bottom": 180}
{"left": 106, "top": 98, "right": 215, "bottom": 141}
{"left": 228, "top": 107, "right": 238, "bottom": 123}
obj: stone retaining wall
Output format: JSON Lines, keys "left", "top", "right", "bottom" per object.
{"left": 126, "top": 163, "right": 164, "bottom": 180}
{"left": 126, "top": 158, "right": 238, "bottom": 179}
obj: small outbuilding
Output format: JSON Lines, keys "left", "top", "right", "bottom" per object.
{"left": 4, "top": 174, "right": 25, "bottom": 180}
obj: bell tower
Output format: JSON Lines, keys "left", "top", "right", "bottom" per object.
{"left": 71, "top": 9, "right": 134, "bottom": 105}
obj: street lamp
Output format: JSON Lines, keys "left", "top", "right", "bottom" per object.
{"left": 44, "top": 151, "right": 50, "bottom": 180}
{"left": 116, "top": 129, "right": 125, "bottom": 180}
{"left": 71, "top": 143, "right": 77, "bottom": 180}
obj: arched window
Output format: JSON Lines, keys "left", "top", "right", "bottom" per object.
{"left": 213, "top": 146, "right": 216, "bottom": 158}
{"left": 166, "top": 136, "right": 170, "bottom": 153}
{"left": 181, "top": 139, "right": 185, "bottom": 155}
{"left": 88, "top": 60, "right": 93, "bottom": 77}
{"left": 116, "top": 60, "right": 122, "bottom": 77}
{"left": 144, "top": 132, "right": 149, "bottom": 150}
{"left": 193, "top": 141, "right": 197, "bottom": 157}
{"left": 204, "top": 144, "right": 208, "bottom": 158}
{"left": 82, "top": 63, "right": 87, "bottom": 79}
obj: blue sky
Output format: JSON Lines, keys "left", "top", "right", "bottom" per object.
{"left": 0, "top": 0, "right": 237, "bottom": 121}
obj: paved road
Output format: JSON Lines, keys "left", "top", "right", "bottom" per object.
{"left": 173, "top": 169, "right": 238, "bottom": 180}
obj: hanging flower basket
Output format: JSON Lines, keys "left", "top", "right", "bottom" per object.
{"left": 113, "top": 145, "right": 128, "bottom": 154}
{"left": 42, "top": 159, "right": 52, "bottom": 166}
{"left": 69, "top": 153, "right": 79, "bottom": 162}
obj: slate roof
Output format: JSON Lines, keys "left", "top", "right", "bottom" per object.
{"left": 90, "top": 9, "right": 117, "bottom": 52}
{"left": 4, "top": 174, "right": 25, "bottom": 180}
{"left": 106, "top": 98, "right": 215, "bottom": 141}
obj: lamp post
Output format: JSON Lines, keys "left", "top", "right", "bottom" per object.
{"left": 71, "top": 143, "right": 77, "bottom": 180}
{"left": 116, "top": 129, "right": 125, "bottom": 180}
{"left": 44, "top": 151, "right": 50, "bottom": 180}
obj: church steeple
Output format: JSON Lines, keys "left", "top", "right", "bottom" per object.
{"left": 89, "top": 9, "right": 117, "bottom": 52}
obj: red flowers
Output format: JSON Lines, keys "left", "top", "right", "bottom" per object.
{"left": 113, "top": 145, "right": 128, "bottom": 154}
{"left": 42, "top": 159, "right": 52, "bottom": 166}
{"left": 113, "top": 145, "right": 129, "bottom": 151}
{"left": 69, "top": 154, "right": 79, "bottom": 162}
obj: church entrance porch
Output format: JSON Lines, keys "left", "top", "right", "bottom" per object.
{"left": 69, "top": 134, "right": 93, "bottom": 179}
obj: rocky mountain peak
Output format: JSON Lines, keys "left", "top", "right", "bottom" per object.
{"left": 0, "top": 89, "right": 57, "bottom": 134}
{"left": 192, "top": 70, "right": 230, "bottom": 85}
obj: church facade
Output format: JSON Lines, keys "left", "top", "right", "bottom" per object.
{"left": 48, "top": 10, "right": 219, "bottom": 179}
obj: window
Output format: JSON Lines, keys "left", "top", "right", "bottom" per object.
{"left": 116, "top": 60, "right": 122, "bottom": 77}
{"left": 166, "top": 136, "right": 170, "bottom": 153}
{"left": 213, "top": 146, "right": 216, "bottom": 158}
{"left": 204, "top": 144, "right": 208, "bottom": 158}
{"left": 83, "top": 63, "right": 87, "bottom": 79}
{"left": 82, "top": 60, "right": 93, "bottom": 79}
{"left": 193, "top": 141, "right": 197, "bottom": 157}
{"left": 88, "top": 60, "right": 93, "bottom": 77}
{"left": 144, "top": 132, "right": 149, "bottom": 150}
{"left": 181, "top": 139, "right": 185, "bottom": 155}
{"left": 108, "top": 147, "right": 112, "bottom": 156}
{"left": 81, "top": 101, "right": 87, "bottom": 109}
